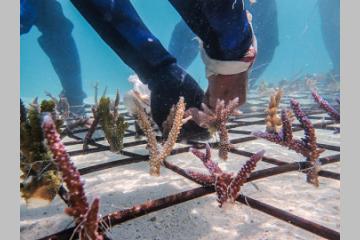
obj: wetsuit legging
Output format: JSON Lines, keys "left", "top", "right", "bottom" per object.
{"left": 318, "top": 0, "right": 340, "bottom": 77}
{"left": 21, "top": 0, "right": 86, "bottom": 106}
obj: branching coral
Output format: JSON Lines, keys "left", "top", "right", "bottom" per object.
{"left": 254, "top": 99, "right": 325, "bottom": 187}
{"left": 20, "top": 99, "right": 62, "bottom": 204}
{"left": 311, "top": 89, "right": 340, "bottom": 123}
{"left": 84, "top": 90, "right": 128, "bottom": 152}
{"left": 265, "top": 89, "right": 283, "bottom": 133}
{"left": 257, "top": 81, "right": 276, "bottom": 96}
{"left": 45, "top": 91, "right": 70, "bottom": 119}
{"left": 42, "top": 114, "right": 103, "bottom": 240}
{"left": 97, "top": 90, "right": 128, "bottom": 152}
{"left": 166, "top": 144, "right": 265, "bottom": 207}
{"left": 188, "top": 98, "right": 240, "bottom": 160}
{"left": 44, "top": 92, "right": 92, "bottom": 138}
{"left": 135, "top": 97, "right": 186, "bottom": 176}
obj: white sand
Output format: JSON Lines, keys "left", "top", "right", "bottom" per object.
{"left": 20, "top": 96, "right": 340, "bottom": 240}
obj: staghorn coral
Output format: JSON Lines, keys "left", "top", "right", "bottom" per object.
{"left": 20, "top": 99, "right": 62, "bottom": 204}
{"left": 135, "top": 97, "right": 186, "bottom": 176}
{"left": 42, "top": 114, "right": 103, "bottom": 240}
{"left": 265, "top": 89, "right": 283, "bottom": 133}
{"left": 311, "top": 89, "right": 340, "bottom": 123}
{"left": 166, "top": 144, "right": 265, "bottom": 207}
{"left": 254, "top": 99, "right": 325, "bottom": 187}
{"left": 188, "top": 98, "right": 240, "bottom": 160}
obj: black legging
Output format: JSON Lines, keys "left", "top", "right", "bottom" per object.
{"left": 318, "top": 0, "right": 340, "bottom": 77}
{"left": 22, "top": 0, "right": 85, "bottom": 106}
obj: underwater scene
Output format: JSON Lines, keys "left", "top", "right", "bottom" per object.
{"left": 20, "top": 0, "right": 340, "bottom": 239}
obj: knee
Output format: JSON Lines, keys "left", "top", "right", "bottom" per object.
{"left": 37, "top": 1, "right": 74, "bottom": 37}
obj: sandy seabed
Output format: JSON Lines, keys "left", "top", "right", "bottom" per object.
{"left": 20, "top": 92, "right": 340, "bottom": 240}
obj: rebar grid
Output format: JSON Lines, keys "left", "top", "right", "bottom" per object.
{"left": 27, "top": 90, "right": 340, "bottom": 240}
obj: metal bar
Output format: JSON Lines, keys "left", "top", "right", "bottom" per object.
{"left": 33, "top": 104, "right": 340, "bottom": 240}
{"left": 37, "top": 187, "right": 213, "bottom": 240}
{"left": 318, "top": 170, "right": 340, "bottom": 180}
{"left": 236, "top": 195, "right": 340, "bottom": 240}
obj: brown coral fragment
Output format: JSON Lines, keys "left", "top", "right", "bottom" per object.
{"left": 42, "top": 114, "right": 103, "bottom": 240}
{"left": 166, "top": 144, "right": 265, "bottom": 207}
{"left": 188, "top": 98, "right": 240, "bottom": 160}
{"left": 254, "top": 99, "right": 325, "bottom": 187}
{"left": 135, "top": 97, "right": 186, "bottom": 176}
{"left": 265, "top": 89, "right": 283, "bottom": 133}
{"left": 311, "top": 89, "right": 340, "bottom": 123}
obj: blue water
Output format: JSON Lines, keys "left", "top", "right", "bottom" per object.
{"left": 20, "top": 0, "right": 335, "bottom": 101}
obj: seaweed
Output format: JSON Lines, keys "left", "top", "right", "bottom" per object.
{"left": 20, "top": 99, "right": 62, "bottom": 204}
{"left": 84, "top": 89, "right": 128, "bottom": 152}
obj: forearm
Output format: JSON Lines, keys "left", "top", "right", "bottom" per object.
{"left": 71, "top": 0, "right": 175, "bottom": 77}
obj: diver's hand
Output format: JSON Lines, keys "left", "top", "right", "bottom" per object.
{"left": 204, "top": 71, "right": 248, "bottom": 109}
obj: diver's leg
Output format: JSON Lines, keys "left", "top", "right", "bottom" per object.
{"left": 318, "top": 0, "right": 340, "bottom": 77}
{"left": 70, "top": 0, "right": 205, "bottom": 131}
{"left": 168, "top": 20, "right": 199, "bottom": 70}
{"left": 169, "top": 0, "right": 253, "bottom": 61}
{"left": 246, "top": 0, "right": 279, "bottom": 88}
{"left": 34, "top": 0, "right": 86, "bottom": 107}
{"left": 20, "top": 0, "right": 37, "bottom": 35}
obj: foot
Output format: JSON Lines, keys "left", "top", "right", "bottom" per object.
{"left": 69, "top": 105, "right": 86, "bottom": 117}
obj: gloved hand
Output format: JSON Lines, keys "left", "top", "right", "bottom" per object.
{"left": 148, "top": 63, "right": 204, "bottom": 126}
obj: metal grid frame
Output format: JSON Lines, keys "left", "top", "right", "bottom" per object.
{"left": 32, "top": 90, "right": 340, "bottom": 240}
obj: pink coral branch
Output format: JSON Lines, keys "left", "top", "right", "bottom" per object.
{"left": 281, "top": 110, "right": 293, "bottom": 143}
{"left": 227, "top": 150, "right": 265, "bottom": 202}
{"left": 42, "top": 114, "right": 103, "bottom": 240}
{"left": 291, "top": 99, "right": 316, "bottom": 149}
{"left": 253, "top": 100, "right": 325, "bottom": 187}
{"left": 188, "top": 98, "right": 240, "bottom": 160}
{"left": 190, "top": 144, "right": 222, "bottom": 175}
{"left": 83, "top": 198, "right": 103, "bottom": 240}
{"left": 181, "top": 144, "right": 264, "bottom": 207}
{"left": 311, "top": 89, "right": 340, "bottom": 122}
{"left": 186, "top": 170, "right": 215, "bottom": 186}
